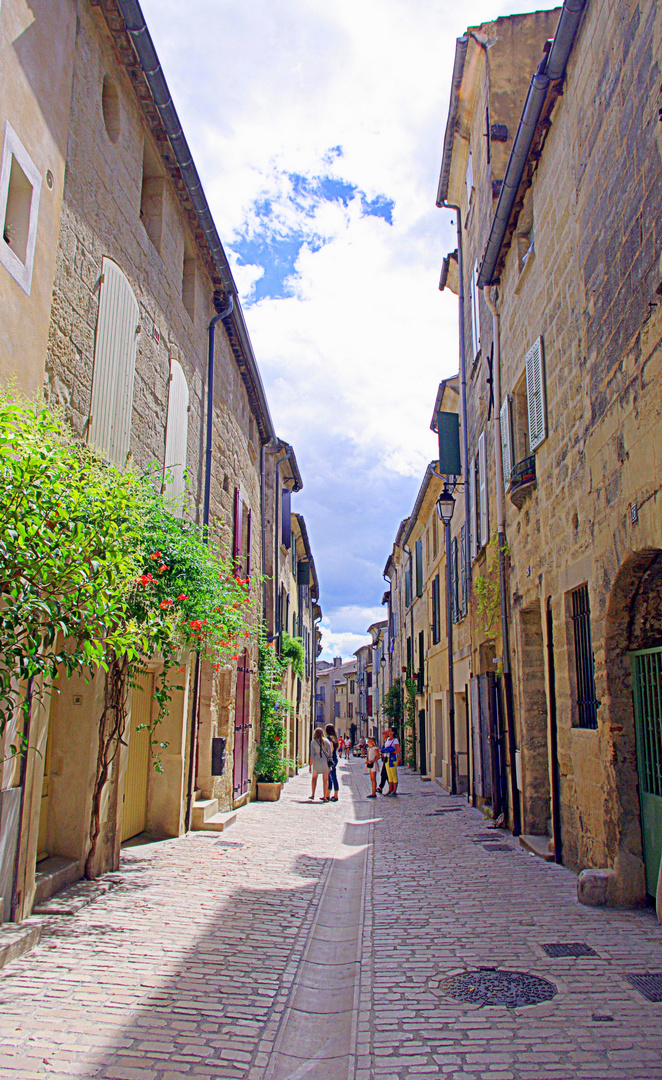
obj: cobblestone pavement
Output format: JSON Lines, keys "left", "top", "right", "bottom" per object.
{"left": 1, "top": 761, "right": 661, "bottom": 1080}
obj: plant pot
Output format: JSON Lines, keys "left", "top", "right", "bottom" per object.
{"left": 257, "top": 781, "right": 282, "bottom": 802}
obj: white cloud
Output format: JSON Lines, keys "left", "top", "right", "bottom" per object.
{"left": 140, "top": 0, "right": 560, "bottom": 647}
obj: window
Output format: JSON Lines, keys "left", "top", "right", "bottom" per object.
{"left": 526, "top": 337, "right": 547, "bottom": 452}
{"left": 570, "top": 584, "right": 599, "bottom": 729}
{"left": 140, "top": 140, "right": 164, "bottom": 252}
{"left": 415, "top": 539, "right": 423, "bottom": 598}
{"left": 469, "top": 455, "right": 477, "bottom": 560}
{"left": 470, "top": 260, "right": 481, "bottom": 361}
{"left": 459, "top": 524, "right": 467, "bottom": 617}
{"left": 478, "top": 430, "right": 489, "bottom": 548}
{"left": 163, "top": 359, "right": 189, "bottom": 513}
{"left": 348, "top": 703, "right": 353, "bottom": 720}
{"left": 0, "top": 121, "right": 42, "bottom": 295}
{"left": 432, "top": 574, "right": 441, "bottom": 644}
{"left": 182, "top": 238, "right": 196, "bottom": 319}
{"left": 318, "top": 685, "right": 325, "bottom": 702}
{"left": 334, "top": 700, "right": 340, "bottom": 719}
{"left": 405, "top": 564, "right": 412, "bottom": 609}
{"left": 500, "top": 395, "right": 514, "bottom": 489}
{"left": 292, "top": 541, "right": 297, "bottom": 578}
{"left": 367, "top": 671, "right": 372, "bottom": 688}
{"left": 367, "top": 695, "right": 373, "bottom": 715}
{"left": 432, "top": 514, "right": 438, "bottom": 559}
{"left": 451, "top": 539, "right": 460, "bottom": 624}
{"left": 281, "top": 488, "right": 292, "bottom": 549}
{"left": 465, "top": 146, "right": 474, "bottom": 210}
{"left": 88, "top": 257, "right": 139, "bottom": 467}
{"left": 102, "top": 77, "right": 121, "bottom": 143}
{"left": 233, "top": 488, "right": 252, "bottom": 579}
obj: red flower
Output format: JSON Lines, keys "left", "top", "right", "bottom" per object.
{"left": 158, "top": 564, "right": 169, "bottom": 573}
{"left": 159, "top": 599, "right": 174, "bottom": 609}
{"left": 230, "top": 654, "right": 239, "bottom": 661}
{"left": 213, "top": 663, "right": 221, "bottom": 672}
{"left": 139, "top": 573, "right": 154, "bottom": 587}
{"left": 177, "top": 594, "right": 189, "bottom": 601}
{"left": 190, "top": 619, "right": 203, "bottom": 631}
{"left": 177, "top": 666, "right": 186, "bottom": 674}
{"left": 150, "top": 551, "right": 162, "bottom": 560}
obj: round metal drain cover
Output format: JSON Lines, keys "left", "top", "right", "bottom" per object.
{"left": 442, "top": 968, "right": 556, "bottom": 1008}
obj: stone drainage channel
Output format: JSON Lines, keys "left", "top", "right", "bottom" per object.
{"left": 259, "top": 765, "right": 370, "bottom": 1080}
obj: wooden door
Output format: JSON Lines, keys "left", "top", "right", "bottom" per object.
{"left": 121, "top": 672, "right": 152, "bottom": 842}
{"left": 36, "top": 730, "right": 52, "bottom": 863}
{"left": 232, "top": 650, "right": 251, "bottom": 799}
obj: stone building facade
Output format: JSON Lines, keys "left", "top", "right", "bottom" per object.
{"left": 433, "top": 0, "right": 662, "bottom": 907}
{"left": 0, "top": 0, "right": 320, "bottom": 924}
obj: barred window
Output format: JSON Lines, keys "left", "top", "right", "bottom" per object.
{"left": 571, "top": 584, "right": 599, "bottom": 729}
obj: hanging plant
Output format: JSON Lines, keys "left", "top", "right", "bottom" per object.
{"left": 281, "top": 631, "right": 305, "bottom": 679}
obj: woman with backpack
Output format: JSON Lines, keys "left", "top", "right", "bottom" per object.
{"left": 309, "top": 727, "right": 333, "bottom": 802}
{"left": 325, "top": 724, "right": 340, "bottom": 802}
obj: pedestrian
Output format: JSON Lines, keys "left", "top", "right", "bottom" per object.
{"left": 359, "top": 735, "right": 366, "bottom": 757}
{"left": 382, "top": 726, "right": 401, "bottom": 796}
{"left": 338, "top": 733, "right": 345, "bottom": 758}
{"left": 344, "top": 733, "right": 351, "bottom": 760}
{"left": 377, "top": 728, "right": 389, "bottom": 793}
{"left": 325, "top": 724, "right": 340, "bottom": 802}
{"left": 365, "top": 736, "right": 380, "bottom": 798}
{"left": 349, "top": 720, "right": 357, "bottom": 749}
{"left": 309, "top": 727, "right": 333, "bottom": 802}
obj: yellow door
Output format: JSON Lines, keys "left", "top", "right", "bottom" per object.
{"left": 37, "top": 731, "right": 52, "bottom": 862}
{"left": 121, "top": 673, "right": 152, "bottom": 842}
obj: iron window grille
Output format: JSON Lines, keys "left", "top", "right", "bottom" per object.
{"left": 571, "top": 584, "right": 599, "bottom": 729}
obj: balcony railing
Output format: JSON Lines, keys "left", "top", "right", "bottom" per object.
{"left": 509, "top": 455, "right": 536, "bottom": 508}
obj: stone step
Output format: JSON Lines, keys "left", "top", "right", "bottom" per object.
{"left": 191, "top": 798, "right": 219, "bottom": 828}
{"left": 193, "top": 810, "right": 237, "bottom": 833}
{"left": 34, "top": 856, "right": 81, "bottom": 908}
{"left": 0, "top": 919, "right": 42, "bottom": 971}
{"left": 519, "top": 833, "right": 555, "bottom": 862}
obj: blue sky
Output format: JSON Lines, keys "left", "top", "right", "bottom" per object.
{"left": 140, "top": 0, "right": 559, "bottom": 658}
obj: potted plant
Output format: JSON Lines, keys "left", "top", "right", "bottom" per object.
{"left": 255, "top": 633, "right": 294, "bottom": 801}
{"left": 256, "top": 748, "right": 289, "bottom": 801}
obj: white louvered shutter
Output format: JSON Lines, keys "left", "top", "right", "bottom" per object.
{"left": 469, "top": 454, "right": 477, "bottom": 560}
{"left": 470, "top": 261, "right": 481, "bottom": 361}
{"left": 500, "top": 395, "right": 513, "bottom": 490}
{"left": 526, "top": 337, "right": 547, "bottom": 452}
{"left": 164, "top": 358, "right": 189, "bottom": 514}
{"left": 478, "top": 430, "right": 489, "bottom": 549}
{"left": 88, "top": 257, "right": 139, "bottom": 468}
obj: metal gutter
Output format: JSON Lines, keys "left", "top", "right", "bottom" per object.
{"left": 477, "top": 0, "right": 586, "bottom": 288}
{"left": 113, "top": 0, "right": 275, "bottom": 442}
{"left": 401, "top": 464, "right": 439, "bottom": 548}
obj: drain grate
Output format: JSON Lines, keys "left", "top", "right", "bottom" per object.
{"left": 442, "top": 968, "right": 556, "bottom": 1009}
{"left": 625, "top": 973, "right": 662, "bottom": 1002}
{"left": 482, "top": 843, "right": 513, "bottom": 852}
{"left": 541, "top": 942, "right": 598, "bottom": 958}
{"left": 214, "top": 840, "right": 245, "bottom": 849}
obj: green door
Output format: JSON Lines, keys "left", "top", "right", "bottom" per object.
{"left": 631, "top": 648, "right": 662, "bottom": 896}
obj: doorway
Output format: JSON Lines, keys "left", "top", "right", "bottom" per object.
{"left": 121, "top": 672, "right": 153, "bottom": 842}
{"left": 631, "top": 647, "right": 662, "bottom": 896}
{"left": 233, "top": 649, "right": 251, "bottom": 800}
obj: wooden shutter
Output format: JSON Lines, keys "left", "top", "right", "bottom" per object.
{"left": 164, "top": 358, "right": 189, "bottom": 513}
{"left": 281, "top": 488, "right": 292, "bottom": 549}
{"left": 246, "top": 508, "right": 252, "bottom": 579}
{"left": 469, "top": 455, "right": 477, "bottom": 560}
{"left": 89, "top": 257, "right": 139, "bottom": 467}
{"left": 451, "top": 538, "right": 459, "bottom": 623}
{"left": 415, "top": 539, "right": 423, "bottom": 598}
{"left": 470, "top": 260, "right": 481, "bottom": 361}
{"left": 478, "top": 430, "right": 489, "bottom": 549}
{"left": 460, "top": 524, "right": 467, "bottom": 615}
{"left": 233, "top": 488, "right": 242, "bottom": 575}
{"left": 526, "top": 336, "right": 547, "bottom": 452}
{"left": 500, "top": 394, "right": 513, "bottom": 489}
{"left": 431, "top": 575, "right": 439, "bottom": 645}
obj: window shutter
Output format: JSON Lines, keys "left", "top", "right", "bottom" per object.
{"left": 281, "top": 488, "right": 292, "bottom": 549}
{"left": 470, "top": 260, "right": 481, "bottom": 361}
{"left": 88, "top": 257, "right": 139, "bottom": 467}
{"left": 431, "top": 576, "right": 439, "bottom": 645}
{"left": 415, "top": 539, "right": 423, "bottom": 598}
{"left": 246, "top": 508, "right": 252, "bottom": 579}
{"left": 233, "top": 488, "right": 242, "bottom": 575}
{"left": 163, "top": 358, "right": 189, "bottom": 513}
{"left": 460, "top": 524, "right": 467, "bottom": 616}
{"left": 526, "top": 336, "right": 547, "bottom": 452}
{"left": 500, "top": 394, "right": 513, "bottom": 489}
{"left": 478, "top": 431, "right": 489, "bottom": 549}
{"left": 465, "top": 148, "right": 474, "bottom": 208}
{"left": 451, "top": 538, "right": 459, "bottom": 623}
{"left": 469, "top": 455, "right": 477, "bottom": 560}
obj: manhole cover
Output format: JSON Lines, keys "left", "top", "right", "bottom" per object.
{"left": 442, "top": 968, "right": 556, "bottom": 1009}
{"left": 625, "top": 973, "right": 662, "bottom": 1002}
{"left": 541, "top": 942, "right": 598, "bottom": 958}
{"left": 482, "top": 843, "right": 513, "bottom": 852}
{"left": 214, "top": 840, "right": 245, "bottom": 849}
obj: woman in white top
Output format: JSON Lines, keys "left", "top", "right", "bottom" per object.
{"left": 309, "top": 727, "right": 333, "bottom": 802}
{"left": 365, "top": 737, "right": 380, "bottom": 798}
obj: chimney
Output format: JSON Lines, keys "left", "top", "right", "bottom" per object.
{"left": 333, "top": 657, "right": 342, "bottom": 667}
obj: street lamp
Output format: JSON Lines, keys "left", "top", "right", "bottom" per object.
{"left": 436, "top": 486, "right": 456, "bottom": 524}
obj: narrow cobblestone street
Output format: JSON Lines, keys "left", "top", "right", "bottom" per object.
{"left": 1, "top": 759, "right": 661, "bottom": 1080}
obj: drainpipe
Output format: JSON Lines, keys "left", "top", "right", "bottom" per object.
{"left": 273, "top": 447, "right": 293, "bottom": 647}
{"left": 260, "top": 440, "right": 268, "bottom": 624}
{"left": 444, "top": 523, "right": 457, "bottom": 795}
{"left": 186, "top": 294, "right": 234, "bottom": 831}
{"left": 202, "top": 295, "right": 234, "bottom": 534}
{"left": 403, "top": 542, "right": 415, "bottom": 766}
{"left": 483, "top": 286, "right": 521, "bottom": 836}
